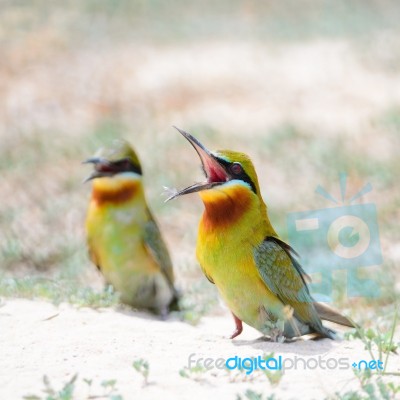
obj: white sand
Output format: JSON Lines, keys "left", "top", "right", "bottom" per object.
{"left": 1, "top": 299, "right": 398, "bottom": 399}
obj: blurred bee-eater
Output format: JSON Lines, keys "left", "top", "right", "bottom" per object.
{"left": 168, "top": 128, "right": 355, "bottom": 341}
{"left": 84, "top": 139, "right": 178, "bottom": 315}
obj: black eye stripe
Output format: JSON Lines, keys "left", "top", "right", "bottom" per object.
{"left": 217, "top": 158, "right": 257, "bottom": 194}
{"left": 112, "top": 158, "right": 142, "bottom": 175}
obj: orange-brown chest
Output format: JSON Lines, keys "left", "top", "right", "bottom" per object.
{"left": 199, "top": 185, "right": 253, "bottom": 232}
{"left": 91, "top": 179, "right": 140, "bottom": 206}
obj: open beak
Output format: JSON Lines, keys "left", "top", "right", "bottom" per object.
{"left": 82, "top": 157, "right": 113, "bottom": 183}
{"left": 167, "top": 127, "right": 228, "bottom": 200}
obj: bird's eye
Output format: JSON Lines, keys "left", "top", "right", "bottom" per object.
{"left": 230, "top": 162, "right": 243, "bottom": 175}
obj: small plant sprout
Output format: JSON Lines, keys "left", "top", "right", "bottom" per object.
{"left": 132, "top": 358, "right": 150, "bottom": 386}
{"left": 179, "top": 364, "right": 208, "bottom": 382}
{"left": 236, "top": 389, "right": 277, "bottom": 400}
{"left": 23, "top": 374, "right": 78, "bottom": 400}
{"left": 261, "top": 353, "right": 284, "bottom": 387}
{"left": 23, "top": 375, "right": 123, "bottom": 400}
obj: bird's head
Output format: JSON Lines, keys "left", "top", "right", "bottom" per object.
{"left": 167, "top": 127, "right": 262, "bottom": 201}
{"left": 83, "top": 139, "right": 142, "bottom": 182}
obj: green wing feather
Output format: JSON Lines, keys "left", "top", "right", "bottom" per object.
{"left": 253, "top": 236, "right": 323, "bottom": 329}
{"left": 143, "top": 209, "right": 176, "bottom": 295}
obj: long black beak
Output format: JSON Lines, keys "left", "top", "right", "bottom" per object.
{"left": 82, "top": 157, "right": 112, "bottom": 183}
{"left": 166, "top": 127, "right": 228, "bottom": 201}
{"left": 173, "top": 126, "right": 213, "bottom": 166}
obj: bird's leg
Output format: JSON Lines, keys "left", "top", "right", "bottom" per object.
{"left": 159, "top": 306, "right": 168, "bottom": 321}
{"left": 230, "top": 312, "right": 243, "bottom": 339}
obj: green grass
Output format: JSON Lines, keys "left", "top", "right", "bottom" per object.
{"left": 176, "top": 275, "right": 219, "bottom": 325}
{"left": 236, "top": 389, "right": 278, "bottom": 400}
{"left": 0, "top": 275, "right": 119, "bottom": 308}
{"left": 333, "top": 311, "right": 400, "bottom": 400}
{"left": 327, "top": 369, "right": 400, "bottom": 400}
{"left": 347, "top": 309, "right": 399, "bottom": 372}
{"left": 23, "top": 374, "right": 124, "bottom": 400}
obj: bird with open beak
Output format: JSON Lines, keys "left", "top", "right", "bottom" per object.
{"left": 168, "top": 127, "right": 355, "bottom": 341}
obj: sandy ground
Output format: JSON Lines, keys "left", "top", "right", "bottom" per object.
{"left": 1, "top": 299, "right": 399, "bottom": 400}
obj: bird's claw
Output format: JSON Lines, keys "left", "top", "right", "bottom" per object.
{"left": 230, "top": 328, "right": 243, "bottom": 339}
{"left": 230, "top": 313, "right": 243, "bottom": 339}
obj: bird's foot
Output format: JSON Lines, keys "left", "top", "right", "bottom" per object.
{"left": 269, "top": 321, "right": 286, "bottom": 343}
{"left": 261, "top": 321, "right": 285, "bottom": 342}
{"left": 270, "top": 329, "right": 285, "bottom": 343}
{"left": 159, "top": 306, "right": 168, "bottom": 320}
{"left": 230, "top": 328, "right": 243, "bottom": 339}
{"left": 230, "top": 313, "right": 243, "bottom": 339}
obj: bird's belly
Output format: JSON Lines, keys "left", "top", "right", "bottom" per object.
{"left": 99, "top": 241, "right": 171, "bottom": 308}
{"left": 218, "top": 270, "right": 283, "bottom": 332}
{"left": 87, "top": 208, "right": 172, "bottom": 310}
{"left": 198, "top": 243, "right": 284, "bottom": 332}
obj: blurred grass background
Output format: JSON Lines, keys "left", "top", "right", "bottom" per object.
{"left": 0, "top": 0, "right": 399, "bottom": 326}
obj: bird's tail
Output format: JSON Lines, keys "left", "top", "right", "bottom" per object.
{"left": 314, "top": 302, "right": 356, "bottom": 328}
{"left": 285, "top": 316, "right": 338, "bottom": 340}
